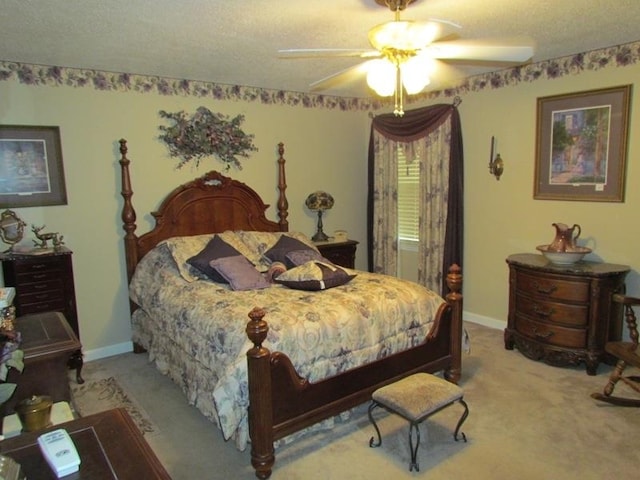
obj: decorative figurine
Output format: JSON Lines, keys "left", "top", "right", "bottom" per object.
{"left": 31, "top": 225, "right": 64, "bottom": 249}
{"left": 0, "top": 210, "right": 26, "bottom": 253}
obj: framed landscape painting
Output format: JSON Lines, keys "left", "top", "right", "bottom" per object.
{"left": 0, "top": 125, "right": 67, "bottom": 207}
{"left": 533, "top": 85, "right": 631, "bottom": 202}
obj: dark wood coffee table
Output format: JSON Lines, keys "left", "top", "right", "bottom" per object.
{"left": 0, "top": 408, "right": 171, "bottom": 479}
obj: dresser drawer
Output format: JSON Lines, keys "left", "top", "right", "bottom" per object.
{"left": 19, "top": 298, "right": 67, "bottom": 315}
{"left": 11, "top": 258, "right": 64, "bottom": 275}
{"left": 515, "top": 293, "right": 589, "bottom": 327}
{"left": 516, "top": 271, "right": 589, "bottom": 302}
{"left": 515, "top": 315, "right": 587, "bottom": 348}
{"left": 19, "top": 287, "right": 64, "bottom": 304}
{"left": 15, "top": 275, "right": 63, "bottom": 293}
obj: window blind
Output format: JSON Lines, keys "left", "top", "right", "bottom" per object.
{"left": 397, "top": 146, "right": 419, "bottom": 241}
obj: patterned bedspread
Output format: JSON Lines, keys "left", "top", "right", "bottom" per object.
{"left": 129, "top": 242, "right": 445, "bottom": 450}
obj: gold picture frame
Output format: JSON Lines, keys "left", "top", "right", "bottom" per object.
{"left": 534, "top": 85, "right": 631, "bottom": 202}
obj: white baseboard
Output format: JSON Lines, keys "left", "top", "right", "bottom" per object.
{"left": 83, "top": 341, "right": 133, "bottom": 362}
{"left": 463, "top": 310, "right": 505, "bottom": 330}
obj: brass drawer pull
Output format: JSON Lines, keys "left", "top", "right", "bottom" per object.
{"left": 533, "top": 281, "right": 557, "bottom": 295}
{"left": 532, "top": 327, "right": 553, "bottom": 339}
{"left": 533, "top": 304, "right": 555, "bottom": 318}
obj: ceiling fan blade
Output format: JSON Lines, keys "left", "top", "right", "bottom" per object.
{"left": 426, "top": 40, "right": 534, "bottom": 63}
{"left": 278, "top": 48, "right": 380, "bottom": 59}
{"left": 309, "top": 61, "right": 374, "bottom": 92}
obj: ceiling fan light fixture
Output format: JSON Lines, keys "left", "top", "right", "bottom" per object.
{"left": 400, "top": 52, "right": 433, "bottom": 93}
{"left": 401, "top": 67, "right": 430, "bottom": 95}
{"left": 366, "top": 59, "right": 396, "bottom": 96}
{"left": 369, "top": 20, "right": 441, "bottom": 51}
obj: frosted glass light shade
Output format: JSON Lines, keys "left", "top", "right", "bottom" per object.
{"left": 366, "top": 59, "right": 396, "bottom": 96}
{"left": 368, "top": 20, "right": 441, "bottom": 51}
{"left": 400, "top": 55, "right": 432, "bottom": 94}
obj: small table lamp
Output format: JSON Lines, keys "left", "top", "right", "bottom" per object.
{"left": 305, "top": 191, "right": 334, "bottom": 242}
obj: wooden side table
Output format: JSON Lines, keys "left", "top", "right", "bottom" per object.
{"left": 2, "top": 312, "right": 82, "bottom": 417}
{"left": 315, "top": 239, "right": 358, "bottom": 268}
{"left": 0, "top": 408, "right": 171, "bottom": 479}
{"left": 505, "top": 253, "right": 629, "bottom": 375}
{"left": 1, "top": 248, "right": 83, "bottom": 378}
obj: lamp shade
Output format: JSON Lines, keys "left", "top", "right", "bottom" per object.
{"left": 366, "top": 59, "right": 397, "bottom": 97}
{"left": 305, "top": 191, "right": 334, "bottom": 211}
{"left": 401, "top": 53, "right": 432, "bottom": 94}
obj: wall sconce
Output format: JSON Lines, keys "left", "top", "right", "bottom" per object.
{"left": 305, "top": 191, "right": 334, "bottom": 242}
{"left": 489, "top": 136, "right": 504, "bottom": 180}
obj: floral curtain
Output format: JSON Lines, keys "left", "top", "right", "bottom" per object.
{"left": 367, "top": 102, "right": 464, "bottom": 296}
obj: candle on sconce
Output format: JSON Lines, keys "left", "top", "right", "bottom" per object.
{"left": 489, "top": 136, "right": 495, "bottom": 170}
{"left": 489, "top": 136, "right": 504, "bottom": 180}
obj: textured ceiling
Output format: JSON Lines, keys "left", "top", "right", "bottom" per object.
{"left": 2, "top": 0, "right": 640, "bottom": 98}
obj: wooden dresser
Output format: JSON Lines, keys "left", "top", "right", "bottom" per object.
{"left": 0, "top": 247, "right": 83, "bottom": 380}
{"left": 505, "top": 253, "right": 629, "bottom": 375}
{"left": 0, "top": 247, "right": 78, "bottom": 338}
{"left": 315, "top": 239, "right": 358, "bottom": 269}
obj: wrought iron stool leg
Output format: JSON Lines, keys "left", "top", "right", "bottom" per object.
{"left": 408, "top": 422, "right": 421, "bottom": 472}
{"left": 453, "top": 398, "right": 469, "bottom": 442}
{"left": 368, "top": 401, "right": 382, "bottom": 448}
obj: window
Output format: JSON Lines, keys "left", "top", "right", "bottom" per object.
{"left": 397, "top": 145, "right": 419, "bottom": 244}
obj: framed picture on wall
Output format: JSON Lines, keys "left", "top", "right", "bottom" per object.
{"left": 0, "top": 125, "right": 67, "bottom": 207}
{"left": 533, "top": 85, "right": 631, "bottom": 202}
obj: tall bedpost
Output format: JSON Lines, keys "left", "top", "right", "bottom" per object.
{"left": 119, "top": 139, "right": 139, "bottom": 283}
{"left": 246, "top": 307, "right": 275, "bottom": 479}
{"left": 276, "top": 142, "right": 289, "bottom": 232}
{"left": 445, "top": 264, "right": 463, "bottom": 384}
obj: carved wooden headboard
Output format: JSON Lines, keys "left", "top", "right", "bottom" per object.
{"left": 118, "top": 139, "right": 289, "bottom": 283}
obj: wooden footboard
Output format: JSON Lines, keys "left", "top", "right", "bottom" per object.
{"left": 246, "top": 264, "right": 463, "bottom": 479}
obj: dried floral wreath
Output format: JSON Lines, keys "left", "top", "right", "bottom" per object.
{"left": 158, "top": 106, "right": 258, "bottom": 170}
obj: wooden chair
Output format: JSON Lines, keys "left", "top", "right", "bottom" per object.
{"left": 591, "top": 294, "right": 640, "bottom": 407}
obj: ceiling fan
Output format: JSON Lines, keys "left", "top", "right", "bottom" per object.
{"left": 279, "top": 0, "right": 534, "bottom": 115}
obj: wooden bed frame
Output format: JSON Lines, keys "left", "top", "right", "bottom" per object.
{"left": 117, "top": 139, "right": 463, "bottom": 479}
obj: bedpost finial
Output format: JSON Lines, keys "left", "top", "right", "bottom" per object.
{"left": 278, "top": 142, "right": 284, "bottom": 157}
{"left": 119, "top": 139, "right": 128, "bottom": 155}
{"left": 246, "top": 307, "right": 269, "bottom": 347}
{"left": 445, "top": 264, "right": 462, "bottom": 299}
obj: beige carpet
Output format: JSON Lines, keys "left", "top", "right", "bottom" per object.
{"left": 73, "top": 322, "right": 639, "bottom": 479}
{"left": 70, "top": 376, "right": 157, "bottom": 437}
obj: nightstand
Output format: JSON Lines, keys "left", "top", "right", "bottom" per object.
{"left": 315, "top": 239, "right": 358, "bottom": 269}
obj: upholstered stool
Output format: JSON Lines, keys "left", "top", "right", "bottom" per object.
{"left": 368, "top": 373, "right": 469, "bottom": 472}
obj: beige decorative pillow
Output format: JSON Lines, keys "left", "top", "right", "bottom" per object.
{"left": 161, "top": 234, "right": 215, "bottom": 282}
{"left": 217, "top": 231, "right": 269, "bottom": 271}
{"left": 234, "top": 231, "right": 319, "bottom": 271}
{"left": 275, "top": 261, "right": 356, "bottom": 291}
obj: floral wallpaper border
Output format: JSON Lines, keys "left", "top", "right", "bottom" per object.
{"left": 1, "top": 40, "right": 638, "bottom": 112}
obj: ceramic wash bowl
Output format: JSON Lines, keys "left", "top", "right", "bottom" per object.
{"left": 536, "top": 245, "right": 592, "bottom": 265}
